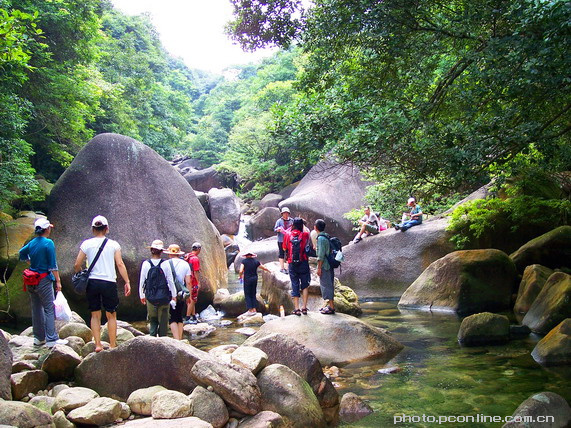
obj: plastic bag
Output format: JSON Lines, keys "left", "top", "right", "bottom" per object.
{"left": 54, "top": 291, "right": 72, "bottom": 321}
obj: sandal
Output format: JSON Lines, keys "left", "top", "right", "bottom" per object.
{"left": 293, "top": 309, "right": 302, "bottom": 316}
{"left": 321, "top": 306, "right": 335, "bottom": 315}
{"left": 301, "top": 308, "right": 308, "bottom": 315}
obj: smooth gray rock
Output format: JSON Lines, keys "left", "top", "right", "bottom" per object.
{"left": 151, "top": 390, "right": 191, "bottom": 419}
{"left": 52, "top": 386, "right": 99, "bottom": 413}
{"left": 49, "top": 133, "right": 227, "bottom": 319}
{"left": 531, "top": 319, "right": 571, "bottom": 366}
{"left": 28, "top": 395, "right": 56, "bottom": 414}
{"left": 183, "top": 166, "right": 224, "bottom": 192}
{"left": 339, "top": 392, "right": 373, "bottom": 423}
{"left": 510, "top": 226, "right": 571, "bottom": 273}
{"left": 67, "top": 397, "right": 123, "bottom": 426}
{"left": 502, "top": 392, "right": 571, "bottom": 428}
{"left": 233, "top": 237, "right": 279, "bottom": 273}
{"left": 239, "top": 411, "right": 285, "bottom": 428}
{"left": 457, "top": 312, "right": 510, "bottom": 346}
{"left": 10, "top": 370, "right": 48, "bottom": 401}
{"left": 514, "top": 265, "right": 554, "bottom": 314}
{"left": 52, "top": 410, "right": 74, "bottom": 428}
{"left": 121, "top": 416, "right": 214, "bottom": 427}
{"left": 0, "top": 401, "right": 52, "bottom": 428}
{"left": 189, "top": 386, "right": 229, "bottom": 428}
{"left": 57, "top": 323, "right": 92, "bottom": 343}
{"left": 75, "top": 336, "right": 208, "bottom": 400}
{"left": 0, "top": 330, "right": 12, "bottom": 400}
{"left": 230, "top": 346, "right": 268, "bottom": 375}
{"left": 257, "top": 364, "right": 325, "bottom": 428}
{"left": 246, "top": 207, "right": 280, "bottom": 240}
{"left": 259, "top": 194, "right": 283, "bottom": 209}
{"left": 208, "top": 188, "right": 241, "bottom": 235}
{"left": 41, "top": 345, "right": 81, "bottom": 382}
{"left": 127, "top": 385, "right": 167, "bottom": 416}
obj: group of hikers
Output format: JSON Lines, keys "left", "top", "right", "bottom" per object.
{"left": 18, "top": 196, "right": 422, "bottom": 348}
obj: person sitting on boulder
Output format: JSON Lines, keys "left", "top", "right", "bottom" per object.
{"left": 183, "top": 242, "right": 202, "bottom": 325}
{"left": 282, "top": 217, "right": 312, "bottom": 315}
{"left": 139, "top": 240, "right": 177, "bottom": 337}
{"left": 352, "top": 206, "right": 385, "bottom": 243}
{"left": 394, "top": 198, "right": 423, "bottom": 232}
{"left": 274, "top": 207, "right": 294, "bottom": 274}
{"left": 238, "top": 252, "right": 270, "bottom": 318}
{"left": 74, "top": 215, "right": 130, "bottom": 351}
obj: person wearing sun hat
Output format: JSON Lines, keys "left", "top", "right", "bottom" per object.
{"left": 183, "top": 242, "right": 202, "bottom": 324}
{"left": 238, "top": 251, "right": 270, "bottom": 318}
{"left": 394, "top": 197, "right": 423, "bottom": 232}
{"left": 74, "top": 215, "right": 131, "bottom": 352}
{"left": 274, "top": 207, "right": 294, "bottom": 274}
{"left": 139, "top": 240, "right": 177, "bottom": 337}
{"left": 19, "top": 217, "right": 68, "bottom": 347}
{"left": 163, "top": 244, "right": 191, "bottom": 339}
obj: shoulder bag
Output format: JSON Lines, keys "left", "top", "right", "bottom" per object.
{"left": 72, "top": 238, "right": 108, "bottom": 295}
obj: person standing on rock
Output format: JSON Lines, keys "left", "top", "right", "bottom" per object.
{"left": 183, "top": 242, "right": 202, "bottom": 325}
{"left": 394, "top": 198, "right": 423, "bottom": 232}
{"left": 238, "top": 252, "right": 271, "bottom": 317}
{"left": 315, "top": 219, "right": 335, "bottom": 314}
{"left": 283, "top": 217, "right": 311, "bottom": 315}
{"left": 19, "top": 218, "right": 68, "bottom": 347}
{"left": 163, "top": 244, "right": 191, "bottom": 340}
{"left": 74, "top": 215, "right": 131, "bottom": 351}
{"left": 274, "top": 207, "right": 294, "bottom": 274}
{"left": 139, "top": 240, "right": 177, "bottom": 337}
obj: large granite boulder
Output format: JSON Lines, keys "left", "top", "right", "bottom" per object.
{"left": 339, "top": 218, "right": 454, "bottom": 299}
{"left": 502, "top": 392, "right": 571, "bottom": 428}
{"left": 245, "top": 313, "right": 403, "bottom": 366}
{"left": 278, "top": 160, "right": 371, "bottom": 244}
{"left": 257, "top": 364, "right": 325, "bottom": 428}
{"left": 259, "top": 193, "right": 283, "bottom": 209}
{"left": 233, "top": 237, "right": 279, "bottom": 273}
{"left": 514, "top": 265, "right": 554, "bottom": 314}
{"left": 208, "top": 188, "right": 241, "bottom": 235}
{"left": 183, "top": 166, "right": 224, "bottom": 192}
{"left": 260, "top": 261, "right": 360, "bottom": 316}
{"left": 510, "top": 226, "right": 571, "bottom": 273}
{"left": 522, "top": 272, "right": 571, "bottom": 334}
{"left": 398, "top": 249, "right": 517, "bottom": 315}
{"left": 457, "top": 312, "right": 510, "bottom": 346}
{"left": 0, "top": 261, "right": 33, "bottom": 323}
{"left": 195, "top": 191, "right": 211, "bottom": 218}
{"left": 48, "top": 133, "right": 227, "bottom": 319}
{"left": 75, "top": 336, "right": 209, "bottom": 400}
{"left": 0, "top": 330, "right": 12, "bottom": 400}
{"left": 531, "top": 318, "right": 571, "bottom": 366}
{"left": 0, "top": 213, "right": 41, "bottom": 276}
{"left": 244, "top": 332, "right": 339, "bottom": 420}
{"left": 246, "top": 207, "right": 280, "bottom": 241}
{"left": 0, "top": 401, "right": 53, "bottom": 428}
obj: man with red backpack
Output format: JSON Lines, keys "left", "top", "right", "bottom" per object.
{"left": 282, "top": 217, "right": 311, "bottom": 315}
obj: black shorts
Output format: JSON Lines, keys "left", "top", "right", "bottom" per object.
{"left": 278, "top": 241, "right": 285, "bottom": 259}
{"left": 169, "top": 299, "right": 186, "bottom": 324}
{"left": 86, "top": 279, "right": 119, "bottom": 313}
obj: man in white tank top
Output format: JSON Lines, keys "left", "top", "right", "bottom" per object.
{"left": 74, "top": 215, "right": 131, "bottom": 352}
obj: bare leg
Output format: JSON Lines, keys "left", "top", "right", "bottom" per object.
{"left": 328, "top": 299, "right": 335, "bottom": 309}
{"left": 186, "top": 299, "right": 196, "bottom": 317}
{"left": 302, "top": 288, "right": 309, "bottom": 310}
{"left": 279, "top": 257, "right": 285, "bottom": 270}
{"left": 91, "top": 311, "right": 103, "bottom": 352}
{"left": 170, "top": 322, "right": 181, "bottom": 340}
{"left": 293, "top": 296, "right": 300, "bottom": 310}
{"left": 106, "top": 311, "right": 117, "bottom": 348}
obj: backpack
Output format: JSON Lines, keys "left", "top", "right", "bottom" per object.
{"left": 143, "top": 259, "right": 171, "bottom": 306}
{"left": 169, "top": 259, "right": 190, "bottom": 301}
{"left": 326, "top": 236, "right": 343, "bottom": 269}
{"left": 290, "top": 233, "right": 302, "bottom": 263}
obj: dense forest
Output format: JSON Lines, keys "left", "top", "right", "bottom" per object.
{"left": 1, "top": 0, "right": 570, "bottom": 236}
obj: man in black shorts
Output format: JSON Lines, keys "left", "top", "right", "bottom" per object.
{"left": 74, "top": 216, "right": 131, "bottom": 352}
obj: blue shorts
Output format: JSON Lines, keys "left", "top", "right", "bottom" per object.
{"left": 289, "top": 261, "right": 311, "bottom": 297}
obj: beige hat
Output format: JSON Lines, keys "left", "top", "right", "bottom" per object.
{"left": 147, "top": 240, "right": 165, "bottom": 251}
{"left": 164, "top": 244, "right": 185, "bottom": 255}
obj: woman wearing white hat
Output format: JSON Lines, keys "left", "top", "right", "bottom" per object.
{"left": 19, "top": 218, "right": 68, "bottom": 347}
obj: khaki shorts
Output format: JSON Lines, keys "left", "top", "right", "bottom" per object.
{"left": 365, "top": 224, "right": 379, "bottom": 234}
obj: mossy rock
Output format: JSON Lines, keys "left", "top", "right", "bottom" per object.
{"left": 0, "top": 260, "right": 32, "bottom": 323}
{"left": 531, "top": 318, "right": 571, "bottom": 366}
{"left": 334, "top": 280, "right": 362, "bottom": 316}
{"left": 510, "top": 226, "right": 571, "bottom": 273}
{"left": 458, "top": 312, "right": 510, "bottom": 346}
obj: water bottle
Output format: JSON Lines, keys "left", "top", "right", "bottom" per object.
{"left": 279, "top": 305, "right": 285, "bottom": 318}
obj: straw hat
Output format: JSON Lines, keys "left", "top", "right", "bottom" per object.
{"left": 164, "top": 244, "right": 185, "bottom": 255}
{"left": 242, "top": 252, "right": 257, "bottom": 258}
{"left": 147, "top": 240, "right": 165, "bottom": 250}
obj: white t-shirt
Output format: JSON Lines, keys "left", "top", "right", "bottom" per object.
{"left": 166, "top": 257, "right": 191, "bottom": 286}
{"left": 80, "top": 237, "right": 121, "bottom": 282}
{"left": 138, "top": 258, "right": 177, "bottom": 300}
{"left": 361, "top": 212, "right": 380, "bottom": 226}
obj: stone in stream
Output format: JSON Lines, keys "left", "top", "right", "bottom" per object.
{"left": 398, "top": 249, "right": 517, "bottom": 315}
{"left": 522, "top": 272, "right": 571, "bottom": 334}
{"left": 339, "top": 392, "right": 374, "bottom": 423}
{"left": 457, "top": 312, "right": 510, "bottom": 346}
{"left": 257, "top": 363, "right": 326, "bottom": 428}
{"left": 75, "top": 336, "right": 209, "bottom": 400}
{"left": 514, "top": 264, "right": 554, "bottom": 314}
{"left": 510, "top": 226, "right": 571, "bottom": 274}
{"left": 502, "top": 391, "right": 571, "bottom": 428}
{"left": 213, "top": 290, "right": 267, "bottom": 317}
{"left": 531, "top": 318, "right": 571, "bottom": 366}
{"left": 48, "top": 133, "right": 227, "bottom": 319}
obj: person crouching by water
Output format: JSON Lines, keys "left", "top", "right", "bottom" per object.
{"left": 74, "top": 215, "right": 131, "bottom": 352}
{"left": 238, "top": 252, "right": 270, "bottom": 318}
{"left": 139, "top": 240, "right": 176, "bottom": 337}
{"left": 163, "top": 244, "right": 191, "bottom": 340}
{"left": 19, "top": 218, "right": 68, "bottom": 347}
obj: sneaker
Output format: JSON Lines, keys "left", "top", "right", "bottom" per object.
{"left": 46, "top": 339, "right": 68, "bottom": 348}
{"left": 33, "top": 339, "right": 46, "bottom": 346}
{"left": 394, "top": 224, "right": 401, "bottom": 230}
{"left": 188, "top": 317, "right": 198, "bottom": 325}
{"left": 280, "top": 269, "right": 288, "bottom": 274}
{"left": 183, "top": 316, "right": 192, "bottom": 325}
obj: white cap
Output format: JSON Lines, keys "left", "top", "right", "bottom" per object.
{"left": 91, "top": 215, "right": 108, "bottom": 227}
{"left": 407, "top": 197, "right": 416, "bottom": 204}
{"left": 281, "top": 207, "right": 290, "bottom": 214}
{"left": 149, "top": 240, "right": 165, "bottom": 250}
{"left": 34, "top": 218, "right": 53, "bottom": 230}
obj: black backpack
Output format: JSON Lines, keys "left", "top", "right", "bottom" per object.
{"left": 143, "top": 259, "right": 171, "bottom": 305}
{"left": 326, "top": 236, "right": 343, "bottom": 269}
{"left": 290, "top": 234, "right": 302, "bottom": 263}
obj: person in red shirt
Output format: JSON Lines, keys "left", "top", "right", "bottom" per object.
{"left": 183, "top": 242, "right": 201, "bottom": 324}
{"left": 282, "top": 217, "right": 311, "bottom": 315}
